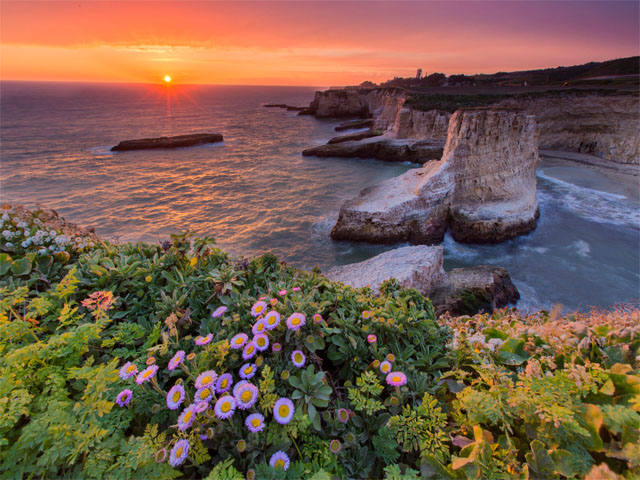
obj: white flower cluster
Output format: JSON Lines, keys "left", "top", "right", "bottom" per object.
{"left": 0, "top": 208, "right": 95, "bottom": 255}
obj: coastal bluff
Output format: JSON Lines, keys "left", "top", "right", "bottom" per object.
{"left": 331, "top": 108, "right": 539, "bottom": 244}
{"left": 111, "top": 133, "right": 223, "bottom": 151}
{"left": 305, "top": 88, "right": 639, "bottom": 164}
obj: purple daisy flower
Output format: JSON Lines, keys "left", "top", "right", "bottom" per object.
{"left": 216, "top": 373, "right": 233, "bottom": 394}
{"left": 330, "top": 439, "right": 342, "bottom": 454}
{"left": 337, "top": 408, "right": 350, "bottom": 423}
{"left": 386, "top": 371, "right": 407, "bottom": 387}
{"left": 166, "top": 384, "right": 185, "bottom": 410}
{"left": 245, "top": 413, "right": 265, "bottom": 433}
{"left": 168, "top": 350, "right": 185, "bottom": 371}
{"left": 230, "top": 333, "right": 249, "bottom": 350}
{"left": 115, "top": 389, "right": 132, "bottom": 407}
{"left": 264, "top": 311, "right": 281, "bottom": 330}
{"left": 292, "top": 286, "right": 301, "bottom": 292}
{"left": 239, "top": 363, "right": 257, "bottom": 380}
{"left": 235, "top": 382, "right": 259, "bottom": 410}
{"left": 212, "top": 306, "right": 227, "bottom": 318}
{"left": 214, "top": 395, "right": 236, "bottom": 420}
{"left": 313, "top": 313, "right": 323, "bottom": 324}
{"left": 169, "top": 439, "right": 189, "bottom": 467}
{"left": 233, "top": 380, "right": 248, "bottom": 397}
{"left": 278, "top": 289, "right": 287, "bottom": 296}
{"left": 286, "top": 313, "right": 306, "bottom": 331}
{"left": 291, "top": 350, "right": 306, "bottom": 368}
{"left": 242, "top": 341, "right": 257, "bottom": 360}
{"left": 194, "top": 333, "right": 213, "bottom": 346}
{"left": 177, "top": 404, "right": 197, "bottom": 431}
{"left": 253, "top": 333, "right": 269, "bottom": 351}
{"left": 136, "top": 365, "right": 158, "bottom": 384}
{"left": 269, "top": 451, "right": 290, "bottom": 471}
{"left": 379, "top": 360, "right": 392, "bottom": 374}
{"left": 194, "top": 386, "right": 213, "bottom": 403}
{"left": 250, "top": 301, "right": 268, "bottom": 317}
{"left": 273, "top": 397, "right": 295, "bottom": 424}
{"left": 251, "top": 319, "right": 266, "bottom": 335}
{"left": 195, "top": 400, "right": 209, "bottom": 413}
{"left": 367, "top": 334, "right": 377, "bottom": 344}
{"left": 195, "top": 370, "right": 217, "bottom": 390}
{"left": 119, "top": 361, "right": 138, "bottom": 380}
{"left": 272, "top": 342, "right": 282, "bottom": 352}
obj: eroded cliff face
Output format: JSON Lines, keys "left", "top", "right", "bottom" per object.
{"left": 446, "top": 108, "right": 540, "bottom": 243}
{"left": 309, "top": 88, "right": 639, "bottom": 164}
{"left": 496, "top": 93, "right": 639, "bottom": 164}
{"left": 331, "top": 108, "right": 540, "bottom": 244}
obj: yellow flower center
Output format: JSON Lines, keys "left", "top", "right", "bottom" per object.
{"left": 246, "top": 345, "right": 254, "bottom": 354}
{"left": 292, "top": 318, "right": 300, "bottom": 326}
{"left": 221, "top": 402, "right": 231, "bottom": 413}
{"left": 294, "top": 353, "right": 302, "bottom": 362}
{"left": 202, "top": 375, "right": 212, "bottom": 385}
{"left": 199, "top": 390, "right": 209, "bottom": 400}
{"left": 267, "top": 317, "right": 276, "bottom": 325}
{"left": 392, "top": 376, "right": 401, "bottom": 383}
{"left": 251, "top": 418, "right": 261, "bottom": 427}
{"left": 142, "top": 369, "right": 153, "bottom": 379}
{"left": 257, "top": 338, "right": 266, "bottom": 347}
{"left": 244, "top": 366, "right": 254, "bottom": 375}
{"left": 235, "top": 338, "right": 243, "bottom": 345}
{"left": 220, "top": 379, "right": 228, "bottom": 389}
{"left": 241, "top": 390, "right": 253, "bottom": 402}
{"left": 176, "top": 447, "right": 183, "bottom": 457}
{"left": 382, "top": 365, "right": 390, "bottom": 373}
{"left": 278, "top": 404, "right": 290, "bottom": 417}
{"left": 126, "top": 365, "right": 136, "bottom": 373}
{"left": 275, "top": 460, "right": 285, "bottom": 468}
{"left": 255, "top": 305, "right": 264, "bottom": 313}
{"left": 257, "top": 324, "right": 265, "bottom": 332}
{"left": 172, "top": 391, "right": 181, "bottom": 402}
{"left": 184, "top": 410, "right": 193, "bottom": 423}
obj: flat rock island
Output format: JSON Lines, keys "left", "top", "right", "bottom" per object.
{"left": 111, "top": 133, "right": 223, "bottom": 151}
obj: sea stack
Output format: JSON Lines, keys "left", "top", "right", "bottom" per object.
{"left": 447, "top": 108, "right": 540, "bottom": 243}
{"left": 111, "top": 133, "right": 223, "bottom": 151}
{"left": 331, "top": 107, "right": 540, "bottom": 244}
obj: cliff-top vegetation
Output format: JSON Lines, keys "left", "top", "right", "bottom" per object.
{"left": 1, "top": 205, "right": 638, "bottom": 479}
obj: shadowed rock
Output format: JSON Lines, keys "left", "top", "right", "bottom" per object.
{"left": 111, "top": 133, "right": 223, "bottom": 151}
{"left": 303, "top": 137, "right": 445, "bottom": 164}
{"left": 335, "top": 119, "right": 373, "bottom": 131}
{"left": 327, "top": 130, "right": 382, "bottom": 144}
{"left": 430, "top": 265, "right": 520, "bottom": 316}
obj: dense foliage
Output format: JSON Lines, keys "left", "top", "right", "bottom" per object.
{"left": 1, "top": 206, "right": 638, "bottom": 479}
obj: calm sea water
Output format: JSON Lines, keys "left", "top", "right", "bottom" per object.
{"left": 1, "top": 81, "right": 638, "bottom": 311}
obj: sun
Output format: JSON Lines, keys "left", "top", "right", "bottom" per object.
{"left": 163, "top": 75, "right": 172, "bottom": 83}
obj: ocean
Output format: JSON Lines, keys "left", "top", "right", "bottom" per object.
{"left": 1, "top": 81, "right": 638, "bottom": 311}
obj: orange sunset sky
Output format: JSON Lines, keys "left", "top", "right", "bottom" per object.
{"left": 1, "top": 0, "right": 638, "bottom": 86}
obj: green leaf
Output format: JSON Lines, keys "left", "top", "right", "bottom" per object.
{"left": 11, "top": 257, "right": 32, "bottom": 276}
{"left": 526, "top": 440, "right": 557, "bottom": 479}
{"left": 0, "top": 253, "right": 13, "bottom": 275}
{"left": 497, "top": 338, "right": 530, "bottom": 365}
{"left": 550, "top": 449, "right": 578, "bottom": 477}
{"left": 288, "top": 376, "right": 302, "bottom": 389}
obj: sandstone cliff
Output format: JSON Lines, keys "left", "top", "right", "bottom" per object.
{"left": 307, "top": 88, "right": 638, "bottom": 164}
{"left": 331, "top": 108, "right": 539, "bottom": 244}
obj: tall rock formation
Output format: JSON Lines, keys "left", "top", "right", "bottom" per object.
{"left": 331, "top": 107, "right": 540, "bottom": 244}
{"left": 447, "top": 108, "right": 540, "bottom": 243}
